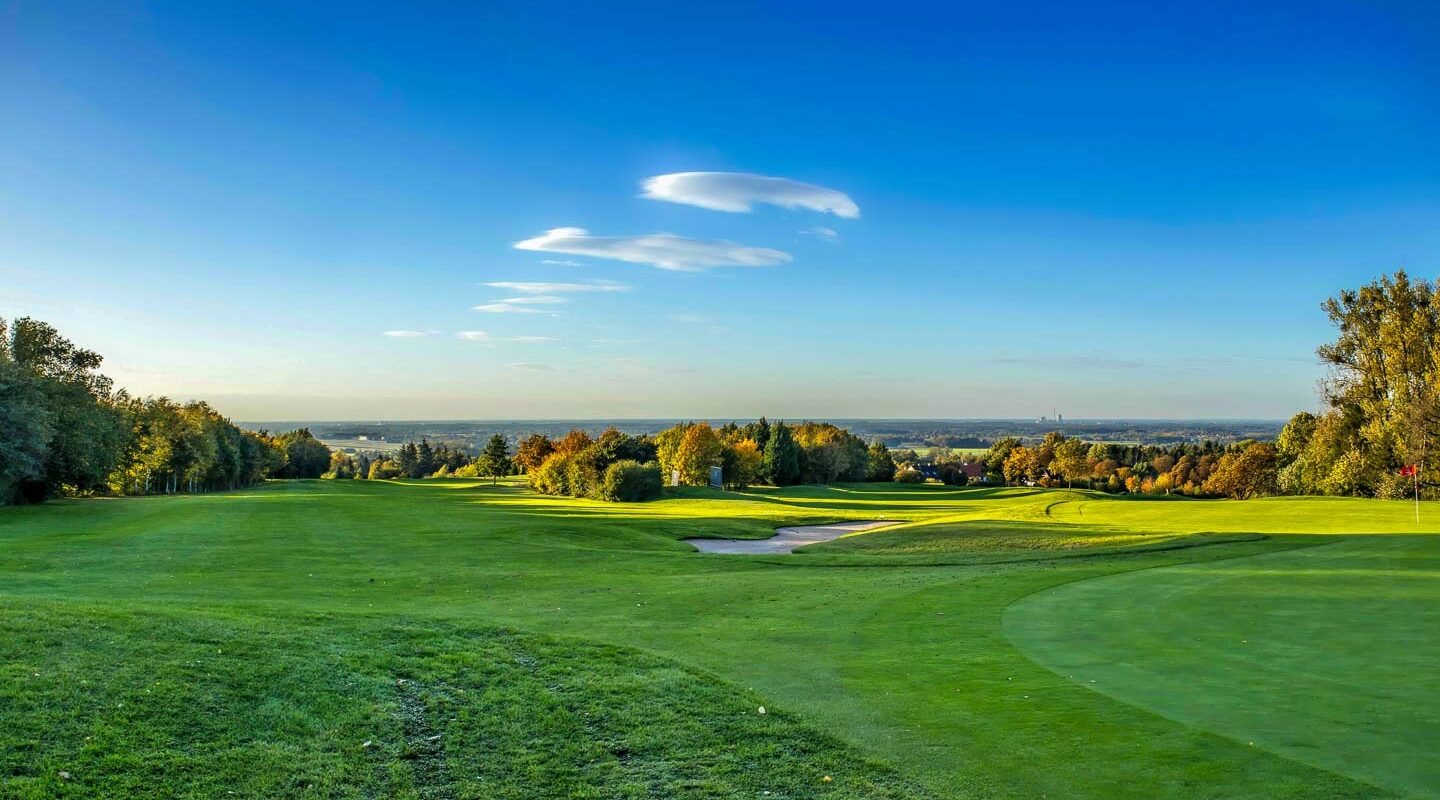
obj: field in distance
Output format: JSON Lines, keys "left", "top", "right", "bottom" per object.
{"left": 2, "top": 480, "right": 1437, "bottom": 799}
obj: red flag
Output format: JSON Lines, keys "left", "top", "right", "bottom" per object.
{"left": 1400, "top": 464, "right": 1418, "bottom": 477}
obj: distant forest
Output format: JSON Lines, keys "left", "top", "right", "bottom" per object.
{"left": 3, "top": 270, "right": 1434, "bottom": 504}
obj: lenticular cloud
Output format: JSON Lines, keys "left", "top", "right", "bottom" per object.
{"left": 513, "top": 227, "right": 791, "bottom": 272}
{"left": 640, "top": 172, "right": 860, "bottom": 218}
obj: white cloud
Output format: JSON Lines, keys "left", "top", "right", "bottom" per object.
{"left": 668, "top": 313, "right": 709, "bottom": 324}
{"left": 514, "top": 227, "right": 790, "bottom": 272}
{"left": 541, "top": 259, "right": 584, "bottom": 266}
{"left": 800, "top": 226, "right": 841, "bottom": 241}
{"left": 498, "top": 295, "right": 566, "bottom": 305}
{"left": 383, "top": 330, "right": 427, "bottom": 338}
{"left": 473, "top": 303, "right": 554, "bottom": 314}
{"left": 640, "top": 172, "right": 859, "bottom": 218}
{"left": 483, "top": 281, "right": 629, "bottom": 294}
{"left": 456, "top": 331, "right": 557, "bottom": 343}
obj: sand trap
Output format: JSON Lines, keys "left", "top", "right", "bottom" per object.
{"left": 685, "top": 520, "right": 899, "bottom": 554}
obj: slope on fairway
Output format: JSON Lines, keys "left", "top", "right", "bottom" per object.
{"left": 2, "top": 480, "right": 1431, "bottom": 799}
{"left": 1004, "top": 534, "right": 1440, "bottom": 799}
{"left": 0, "top": 601, "right": 936, "bottom": 800}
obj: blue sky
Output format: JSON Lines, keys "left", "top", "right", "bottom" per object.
{"left": 3, "top": 1, "right": 1437, "bottom": 419}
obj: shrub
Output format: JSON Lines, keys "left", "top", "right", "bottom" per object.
{"left": 937, "top": 464, "right": 968, "bottom": 486}
{"left": 599, "top": 460, "right": 664, "bottom": 502}
{"left": 894, "top": 467, "right": 926, "bottom": 484}
{"left": 564, "top": 451, "right": 602, "bottom": 498}
{"left": 529, "top": 453, "right": 571, "bottom": 496}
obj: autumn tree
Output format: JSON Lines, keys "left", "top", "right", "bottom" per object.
{"left": 1202, "top": 442, "right": 1279, "bottom": 499}
{"left": 554, "top": 428, "right": 595, "bottom": 458}
{"left": 721, "top": 438, "right": 764, "bottom": 489}
{"left": 674, "top": 423, "right": 723, "bottom": 486}
{"left": 1051, "top": 437, "right": 1090, "bottom": 489}
{"left": 1002, "top": 446, "right": 1038, "bottom": 485}
{"left": 514, "top": 433, "right": 555, "bottom": 474}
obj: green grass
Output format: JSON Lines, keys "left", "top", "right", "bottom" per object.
{"left": 2, "top": 479, "right": 1437, "bottom": 798}
{"left": 1005, "top": 534, "right": 1440, "bottom": 798}
{"left": 2, "top": 603, "right": 931, "bottom": 800}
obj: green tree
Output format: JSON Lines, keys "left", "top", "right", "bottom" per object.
{"left": 866, "top": 441, "right": 897, "bottom": 482}
{"left": 1316, "top": 270, "right": 1440, "bottom": 495}
{"left": 416, "top": 439, "right": 438, "bottom": 476}
{"left": 763, "top": 422, "right": 801, "bottom": 486}
{"left": 0, "top": 357, "right": 51, "bottom": 503}
{"left": 477, "top": 434, "right": 512, "bottom": 484}
{"left": 274, "top": 429, "right": 332, "bottom": 479}
{"left": 2, "top": 317, "right": 125, "bottom": 501}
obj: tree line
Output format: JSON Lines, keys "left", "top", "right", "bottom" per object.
{"left": 520, "top": 419, "right": 901, "bottom": 502}
{"left": 938, "top": 434, "right": 1280, "bottom": 499}
{"left": 7, "top": 269, "right": 1429, "bottom": 504}
{"left": 0, "top": 317, "right": 333, "bottom": 504}
{"left": 323, "top": 434, "right": 515, "bottom": 483}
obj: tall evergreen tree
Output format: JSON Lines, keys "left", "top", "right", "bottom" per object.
{"left": 395, "top": 442, "right": 420, "bottom": 478}
{"left": 763, "top": 422, "right": 801, "bottom": 486}
{"left": 477, "top": 434, "right": 512, "bottom": 484}
{"left": 417, "top": 439, "right": 438, "bottom": 476}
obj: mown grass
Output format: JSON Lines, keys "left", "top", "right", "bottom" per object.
{"left": 2, "top": 479, "right": 1436, "bottom": 798}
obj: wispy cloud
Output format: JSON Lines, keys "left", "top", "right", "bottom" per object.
{"left": 800, "top": 226, "right": 841, "bottom": 241}
{"left": 497, "top": 295, "right": 566, "bottom": 305}
{"left": 382, "top": 330, "right": 428, "bottom": 338}
{"left": 668, "top": 312, "right": 710, "bottom": 324}
{"left": 509, "top": 362, "right": 560, "bottom": 371}
{"left": 541, "top": 259, "right": 584, "bottom": 266}
{"left": 483, "top": 280, "right": 629, "bottom": 294}
{"left": 641, "top": 172, "right": 860, "bottom": 218}
{"left": 456, "top": 331, "right": 558, "bottom": 343}
{"left": 514, "top": 227, "right": 790, "bottom": 272}
{"left": 473, "top": 303, "right": 554, "bottom": 314}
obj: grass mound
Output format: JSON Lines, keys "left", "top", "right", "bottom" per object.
{"left": 0, "top": 602, "right": 936, "bottom": 800}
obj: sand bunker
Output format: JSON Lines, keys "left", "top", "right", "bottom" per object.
{"left": 685, "top": 520, "right": 898, "bottom": 554}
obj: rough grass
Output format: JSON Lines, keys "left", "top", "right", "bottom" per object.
{"left": 0, "top": 603, "right": 934, "bottom": 800}
{"left": 2, "top": 479, "right": 1436, "bottom": 799}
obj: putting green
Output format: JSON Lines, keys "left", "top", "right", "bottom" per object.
{"left": 1004, "top": 534, "right": 1440, "bottom": 798}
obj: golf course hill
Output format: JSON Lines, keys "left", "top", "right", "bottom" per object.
{"left": 2, "top": 478, "right": 1436, "bottom": 798}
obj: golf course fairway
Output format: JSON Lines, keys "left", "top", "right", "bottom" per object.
{"left": 1004, "top": 534, "right": 1440, "bottom": 799}
{"left": 3, "top": 479, "right": 1437, "bottom": 798}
